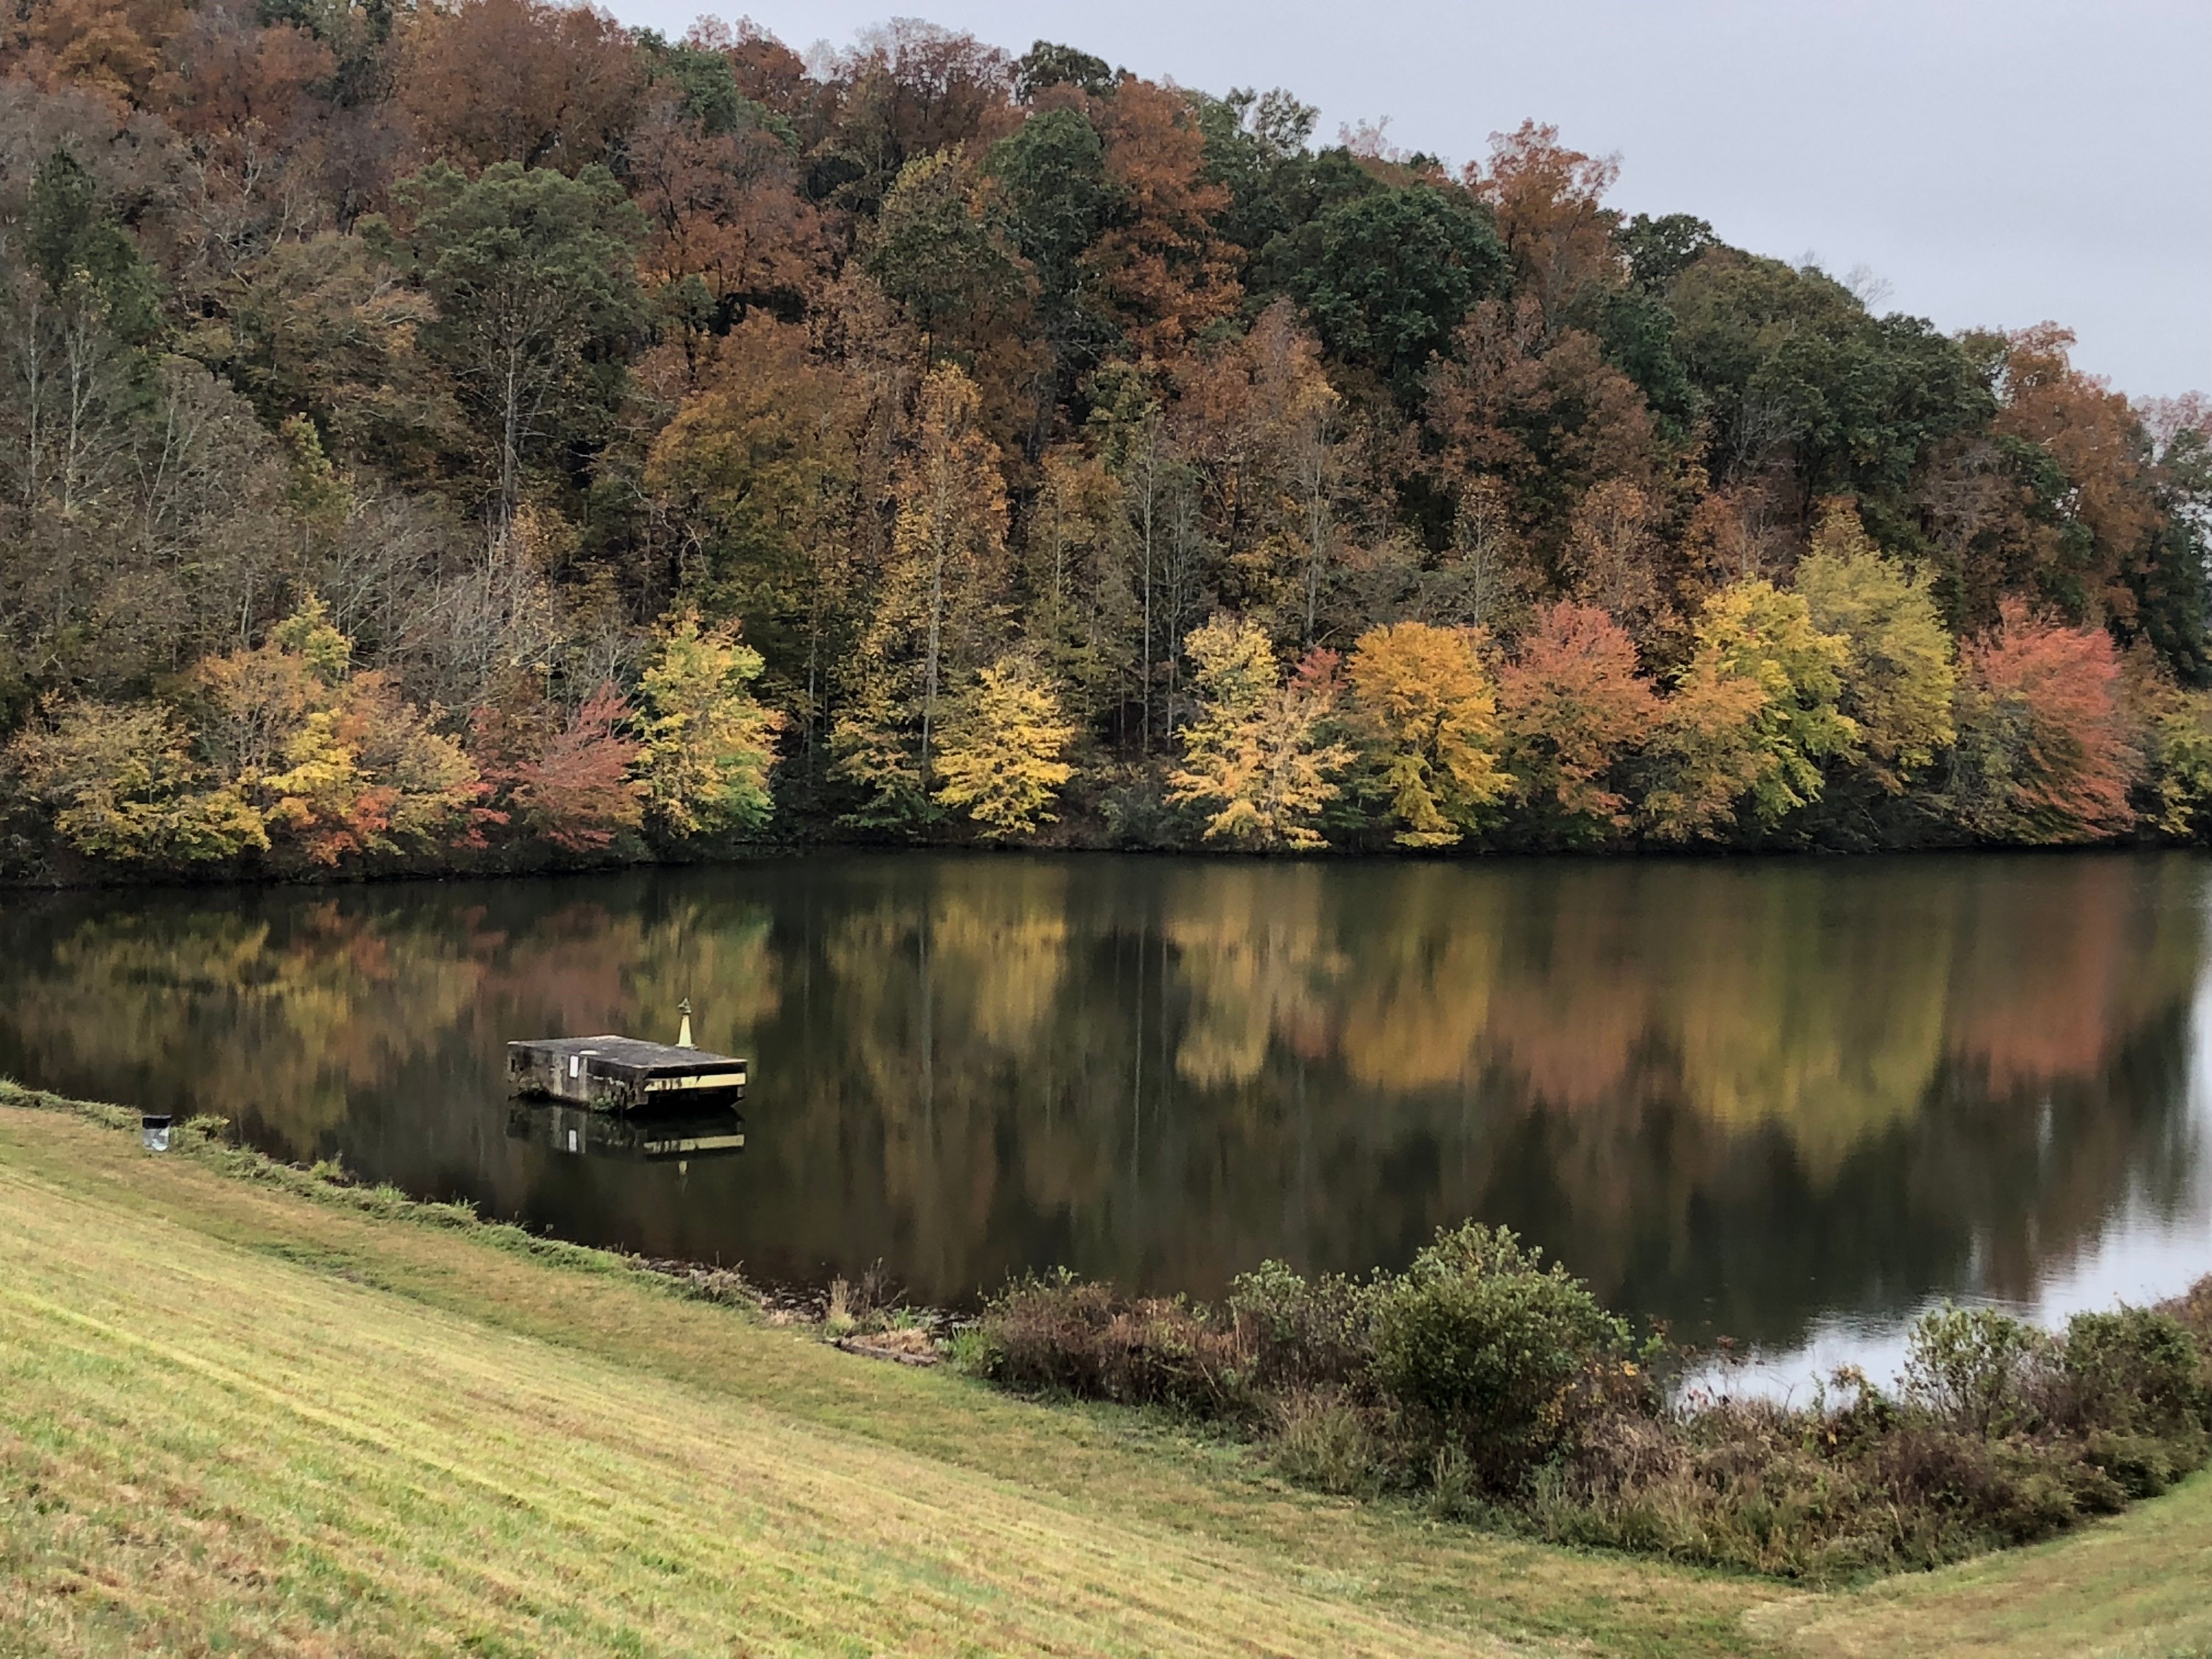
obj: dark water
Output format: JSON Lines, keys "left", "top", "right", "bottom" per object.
{"left": 3, "top": 851, "right": 2209, "bottom": 1369}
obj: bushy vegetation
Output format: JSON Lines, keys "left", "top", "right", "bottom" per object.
{"left": 969, "top": 1221, "right": 2212, "bottom": 1580}
{"left": 0, "top": 4, "right": 2208, "bottom": 878}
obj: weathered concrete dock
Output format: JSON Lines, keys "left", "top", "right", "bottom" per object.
{"left": 506, "top": 1036, "right": 749, "bottom": 1114}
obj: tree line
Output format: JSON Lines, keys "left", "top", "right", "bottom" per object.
{"left": 1, "top": 0, "right": 2208, "bottom": 875}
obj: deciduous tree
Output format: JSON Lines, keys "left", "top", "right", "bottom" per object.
{"left": 1681, "top": 578, "right": 1856, "bottom": 825}
{"left": 871, "top": 363, "right": 1009, "bottom": 769}
{"left": 394, "top": 0, "right": 644, "bottom": 173}
{"left": 933, "top": 655, "right": 1075, "bottom": 838}
{"left": 1496, "top": 602, "right": 1660, "bottom": 840}
{"left": 1426, "top": 298, "right": 1658, "bottom": 572}
{"left": 1794, "top": 499, "right": 1955, "bottom": 792}
{"left": 1948, "top": 599, "right": 2132, "bottom": 844}
{"left": 1345, "top": 621, "right": 1509, "bottom": 846}
{"left": 475, "top": 679, "right": 645, "bottom": 853}
{"left": 8, "top": 695, "right": 264, "bottom": 860}
{"left": 1088, "top": 76, "right": 1240, "bottom": 359}
{"left": 639, "top": 610, "right": 781, "bottom": 837}
{"left": 1169, "top": 614, "right": 1348, "bottom": 849}
{"left": 1472, "top": 121, "right": 1621, "bottom": 336}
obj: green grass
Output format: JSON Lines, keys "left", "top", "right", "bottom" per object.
{"left": 1, "top": 1091, "right": 2205, "bottom": 1658}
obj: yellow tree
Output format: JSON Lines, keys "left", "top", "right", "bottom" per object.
{"left": 933, "top": 657, "right": 1076, "bottom": 840}
{"left": 1640, "top": 579, "right": 1857, "bottom": 842}
{"left": 639, "top": 611, "right": 783, "bottom": 837}
{"left": 189, "top": 597, "right": 483, "bottom": 866}
{"left": 1639, "top": 668, "right": 1768, "bottom": 844}
{"left": 1169, "top": 615, "right": 1350, "bottom": 850}
{"left": 1683, "top": 579, "right": 1857, "bottom": 828}
{"left": 1345, "top": 622, "right": 1511, "bottom": 847}
{"left": 8, "top": 697, "right": 267, "bottom": 863}
{"left": 1793, "top": 500, "right": 1956, "bottom": 793}
{"left": 2145, "top": 688, "right": 2212, "bottom": 841}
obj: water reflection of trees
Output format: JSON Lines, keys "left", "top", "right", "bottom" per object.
{"left": 0, "top": 854, "right": 2201, "bottom": 1348}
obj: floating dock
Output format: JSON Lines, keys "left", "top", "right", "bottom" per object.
{"left": 506, "top": 1036, "right": 749, "bottom": 1114}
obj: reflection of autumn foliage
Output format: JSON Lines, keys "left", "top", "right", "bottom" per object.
{"left": 927, "top": 870, "right": 1071, "bottom": 1051}
{"left": 1482, "top": 873, "right": 1654, "bottom": 1107}
{"left": 616, "top": 902, "right": 782, "bottom": 1051}
{"left": 817, "top": 865, "right": 1088, "bottom": 1296}
{"left": 1651, "top": 870, "right": 1951, "bottom": 1171}
{"left": 1332, "top": 867, "right": 1498, "bottom": 1091}
{"left": 1, "top": 855, "right": 2200, "bottom": 1352}
{"left": 1945, "top": 857, "right": 2187, "bottom": 1092}
{"left": 3, "top": 902, "right": 487, "bottom": 1145}
{"left": 1163, "top": 865, "right": 1344, "bottom": 1087}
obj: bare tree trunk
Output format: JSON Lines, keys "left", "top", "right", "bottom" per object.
{"left": 1296, "top": 410, "right": 1333, "bottom": 647}
{"left": 18, "top": 296, "right": 48, "bottom": 511}
{"left": 498, "top": 345, "right": 524, "bottom": 550}
{"left": 919, "top": 468, "right": 951, "bottom": 770}
{"left": 1133, "top": 426, "right": 1158, "bottom": 757}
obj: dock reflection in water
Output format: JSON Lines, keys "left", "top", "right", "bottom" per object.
{"left": 1, "top": 849, "right": 2207, "bottom": 1368}
{"left": 505, "top": 1102, "right": 746, "bottom": 1164}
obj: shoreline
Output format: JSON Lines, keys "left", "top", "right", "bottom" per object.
{"left": 2, "top": 831, "right": 2192, "bottom": 896}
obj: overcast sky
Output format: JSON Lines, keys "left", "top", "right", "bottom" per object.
{"left": 603, "top": 0, "right": 2210, "bottom": 399}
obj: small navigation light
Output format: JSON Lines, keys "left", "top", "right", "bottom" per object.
{"left": 676, "top": 998, "right": 695, "bottom": 1048}
{"left": 142, "top": 1114, "right": 173, "bottom": 1153}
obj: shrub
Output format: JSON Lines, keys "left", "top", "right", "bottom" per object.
{"left": 1228, "top": 1260, "right": 1376, "bottom": 1395}
{"left": 2060, "top": 1307, "right": 2209, "bottom": 1446}
{"left": 1369, "top": 1223, "right": 1629, "bottom": 1492}
{"left": 2080, "top": 1430, "right": 2188, "bottom": 1500}
{"left": 2158, "top": 1276, "right": 2212, "bottom": 1346}
{"left": 1901, "top": 1302, "right": 2053, "bottom": 1436}
{"left": 1865, "top": 1425, "right": 2078, "bottom": 1550}
{"left": 973, "top": 1273, "right": 1254, "bottom": 1420}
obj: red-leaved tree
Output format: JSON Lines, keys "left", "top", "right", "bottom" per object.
{"left": 508, "top": 684, "right": 647, "bottom": 854}
{"left": 1951, "top": 599, "right": 2134, "bottom": 843}
{"left": 1496, "top": 602, "right": 1660, "bottom": 841}
{"left": 472, "top": 682, "right": 645, "bottom": 855}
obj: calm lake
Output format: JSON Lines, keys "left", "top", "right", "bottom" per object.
{"left": 4, "top": 851, "right": 2209, "bottom": 1375}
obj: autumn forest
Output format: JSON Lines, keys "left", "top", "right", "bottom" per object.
{"left": 3, "top": 0, "right": 2209, "bottom": 878}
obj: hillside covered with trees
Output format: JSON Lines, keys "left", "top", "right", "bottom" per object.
{"left": 2, "top": 1, "right": 2208, "bottom": 877}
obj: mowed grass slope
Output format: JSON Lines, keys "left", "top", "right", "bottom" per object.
{"left": 1, "top": 1101, "right": 2205, "bottom": 1659}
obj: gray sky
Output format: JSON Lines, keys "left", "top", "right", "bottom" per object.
{"left": 608, "top": 0, "right": 2211, "bottom": 398}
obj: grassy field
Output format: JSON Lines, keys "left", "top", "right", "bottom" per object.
{"left": 1, "top": 1096, "right": 2206, "bottom": 1658}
